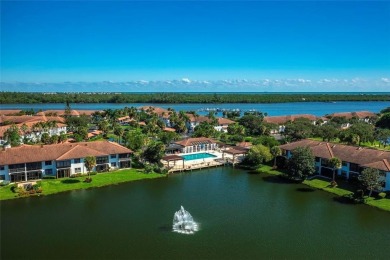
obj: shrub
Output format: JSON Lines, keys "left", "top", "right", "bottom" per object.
{"left": 84, "top": 177, "right": 92, "bottom": 183}
{"left": 10, "top": 184, "right": 18, "bottom": 193}
{"left": 378, "top": 192, "right": 387, "bottom": 199}
{"left": 70, "top": 173, "right": 82, "bottom": 178}
{"left": 144, "top": 164, "right": 154, "bottom": 174}
{"left": 330, "top": 181, "right": 338, "bottom": 187}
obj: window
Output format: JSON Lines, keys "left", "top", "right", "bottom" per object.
{"left": 315, "top": 157, "right": 321, "bottom": 163}
{"left": 110, "top": 154, "right": 116, "bottom": 159}
{"left": 96, "top": 156, "right": 108, "bottom": 164}
{"left": 26, "top": 162, "right": 42, "bottom": 171}
{"left": 111, "top": 162, "right": 117, "bottom": 167}
{"left": 45, "top": 161, "right": 52, "bottom": 166}
{"left": 74, "top": 158, "right": 81, "bottom": 164}
{"left": 74, "top": 168, "right": 81, "bottom": 173}
{"left": 56, "top": 160, "right": 71, "bottom": 168}
{"left": 45, "top": 169, "right": 53, "bottom": 175}
{"left": 342, "top": 161, "right": 348, "bottom": 167}
{"left": 119, "top": 153, "right": 130, "bottom": 159}
{"left": 0, "top": 166, "right": 4, "bottom": 171}
{"left": 321, "top": 159, "right": 328, "bottom": 166}
{"left": 0, "top": 175, "right": 5, "bottom": 180}
{"left": 349, "top": 163, "right": 360, "bottom": 173}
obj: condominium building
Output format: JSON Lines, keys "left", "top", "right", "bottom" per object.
{"left": 0, "top": 141, "right": 132, "bottom": 182}
{"left": 279, "top": 139, "right": 390, "bottom": 191}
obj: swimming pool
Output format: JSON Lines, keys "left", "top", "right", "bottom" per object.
{"left": 181, "top": 153, "right": 217, "bottom": 161}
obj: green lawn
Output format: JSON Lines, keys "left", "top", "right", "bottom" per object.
{"left": 256, "top": 165, "right": 286, "bottom": 176}
{"left": 0, "top": 169, "right": 165, "bottom": 201}
{"left": 365, "top": 197, "right": 390, "bottom": 211}
{"left": 303, "top": 178, "right": 353, "bottom": 197}
{"left": 255, "top": 165, "right": 390, "bottom": 212}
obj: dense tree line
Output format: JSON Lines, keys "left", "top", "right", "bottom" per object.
{"left": 1, "top": 92, "right": 389, "bottom": 104}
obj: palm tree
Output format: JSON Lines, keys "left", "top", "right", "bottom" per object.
{"left": 84, "top": 156, "right": 96, "bottom": 181}
{"left": 59, "top": 131, "right": 67, "bottom": 143}
{"left": 328, "top": 157, "right": 342, "bottom": 182}
{"left": 113, "top": 125, "right": 124, "bottom": 143}
{"left": 20, "top": 123, "right": 29, "bottom": 136}
{"left": 98, "top": 120, "right": 110, "bottom": 137}
{"left": 270, "top": 146, "right": 282, "bottom": 168}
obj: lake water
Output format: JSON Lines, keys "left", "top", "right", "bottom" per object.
{"left": 1, "top": 101, "right": 389, "bottom": 116}
{"left": 1, "top": 167, "right": 389, "bottom": 259}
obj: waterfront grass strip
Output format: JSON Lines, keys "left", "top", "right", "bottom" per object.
{"left": 0, "top": 169, "right": 165, "bottom": 201}
{"left": 255, "top": 165, "right": 390, "bottom": 212}
{"left": 303, "top": 178, "right": 353, "bottom": 197}
{"left": 365, "top": 197, "right": 390, "bottom": 211}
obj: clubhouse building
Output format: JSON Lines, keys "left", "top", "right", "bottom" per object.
{"left": 279, "top": 140, "right": 390, "bottom": 191}
{"left": 0, "top": 141, "right": 132, "bottom": 182}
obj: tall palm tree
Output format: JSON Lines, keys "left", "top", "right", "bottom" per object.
{"left": 114, "top": 126, "right": 124, "bottom": 143}
{"left": 84, "top": 156, "right": 96, "bottom": 180}
{"left": 270, "top": 146, "right": 282, "bottom": 168}
{"left": 328, "top": 157, "right": 342, "bottom": 182}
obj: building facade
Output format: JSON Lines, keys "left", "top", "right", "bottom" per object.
{"left": 279, "top": 140, "right": 390, "bottom": 191}
{"left": 0, "top": 141, "right": 132, "bottom": 182}
{"left": 174, "top": 138, "right": 218, "bottom": 154}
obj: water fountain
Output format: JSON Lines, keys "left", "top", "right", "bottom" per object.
{"left": 172, "top": 206, "right": 199, "bottom": 234}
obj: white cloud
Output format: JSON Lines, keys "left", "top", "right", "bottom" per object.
{"left": 381, "top": 78, "right": 390, "bottom": 83}
{"left": 181, "top": 78, "right": 191, "bottom": 83}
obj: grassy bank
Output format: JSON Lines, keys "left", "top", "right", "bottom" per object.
{"left": 256, "top": 165, "right": 390, "bottom": 212}
{"left": 0, "top": 169, "right": 165, "bottom": 201}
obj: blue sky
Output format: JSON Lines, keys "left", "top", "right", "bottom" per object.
{"left": 1, "top": 1, "right": 390, "bottom": 92}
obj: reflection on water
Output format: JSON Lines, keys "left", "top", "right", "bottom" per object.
{"left": 1, "top": 167, "right": 389, "bottom": 259}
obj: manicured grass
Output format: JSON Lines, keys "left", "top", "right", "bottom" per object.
{"left": 255, "top": 165, "right": 390, "bottom": 212}
{"left": 0, "top": 169, "right": 165, "bottom": 201}
{"left": 256, "top": 165, "right": 286, "bottom": 176}
{"left": 303, "top": 178, "right": 353, "bottom": 197}
{"left": 365, "top": 197, "right": 390, "bottom": 211}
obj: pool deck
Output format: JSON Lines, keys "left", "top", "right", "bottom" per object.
{"left": 163, "top": 151, "right": 243, "bottom": 173}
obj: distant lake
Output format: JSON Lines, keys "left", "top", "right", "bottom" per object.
{"left": 1, "top": 101, "right": 389, "bottom": 116}
{"left": 1, "top": 168, "right": 389, "bottom": 259}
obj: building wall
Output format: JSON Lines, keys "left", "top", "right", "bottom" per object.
{"left": 283, "top": 149, "right": 390, "bottom": 191}
{"left": 0, "top": 165, "right": 10, "bottom": 181}
{"left": 1, "top": 153, "right": 131, "bottom": 182}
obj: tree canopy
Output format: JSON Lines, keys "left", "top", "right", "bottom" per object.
{"left": 84, "top": 156, "right": 97, "bottom": 179}
{"left": 359, "top": 168, "right": 384, "bottom": 197}
{"left": 287, "top": 147, "right": 315, "bottom": 181}
{"left": 242, "top": 144, "right": 272, "bottom": 167}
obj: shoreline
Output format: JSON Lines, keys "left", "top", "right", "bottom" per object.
{"left": 1, "top": 92, "right": 389, "bottom": 104}
{"left": 0, "top": 169, "right": 166, "bottom": 201}
{"left": 256, "top": 165, "right": 390, "bottom": 213}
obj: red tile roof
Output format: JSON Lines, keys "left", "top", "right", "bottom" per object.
{"left": 36, "top": 110, "right": 98, "bottom": 117}
{"left": 138, "top": 106, "right": 170, "bottom": 118}
{"left": 326, "top": 111, "right": 377, "bottom": 119}
{"left": 175, "top": 137, "right": 216, "bottom": 147}
{"left": 361, "top": 159, "right": 390, "bottom": 172}
{"left": 217, "top": 118, "right": 235, "bottom": 125}
{"left": 0, "top": 110, "right": 22, "bottom": 116}
{"left": 264, "top": 114, "right": 318, "bottom": 125}
{"left": 280, "top": 139, "right": 390, "bottom": 171}
{"left": 0, "top": 141, "right": 132, "bottom": 165}
{"left": 163, "top": 127, "right": 176, "bottom": 132}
